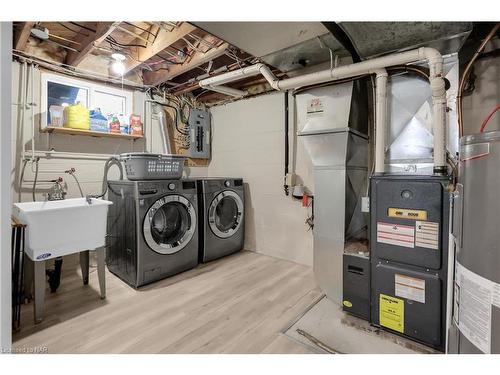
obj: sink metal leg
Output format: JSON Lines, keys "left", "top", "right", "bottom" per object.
{"left": 24, "top": 256, "right": 34, "bottom": 302}
{"left": 96, "top": 247, "right": 106, "bottom": 299}
{"left": 80, "top": 250, "right": 90, "bottom": 285}
{"left": 33, "top": 260, "right": 46, "bottom": 324}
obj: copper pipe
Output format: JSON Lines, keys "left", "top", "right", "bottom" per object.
{"left": 458, "top": 23, "right": 500, "bottom": 137}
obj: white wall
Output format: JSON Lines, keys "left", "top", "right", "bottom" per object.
{"left": 10, "top": 61, "right": 207, "bottom": 202}
{"left": 209, "top": 92, "right": 314, "bottom": 266}
{"left": 1, "top": 22, "right": 12, "bottom": 351}
{"left": 11, "top": 61, "right": 147, "bottom": 202}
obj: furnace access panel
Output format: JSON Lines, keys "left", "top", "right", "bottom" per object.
{"left": 370, "top": 175, "right": 451, "bottom": 351}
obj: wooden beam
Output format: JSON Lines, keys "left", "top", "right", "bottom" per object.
{"left": 14, "top": 22, "right": 35, "bottom": 51}
{"left": 123, "top": 22, "right": 197, "bottom": 74}
{"left": 65, "top": 22, "right": 120, "bottom": 67}
{"left": 143, "top": 42, "right": 229, "bottom": 86}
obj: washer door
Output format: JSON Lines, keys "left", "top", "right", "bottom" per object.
{"left": 208, "top": 190, "right": 244, "bottom": 239}
{"left": 143, "top": 195, "right": 196, "bottom": 255}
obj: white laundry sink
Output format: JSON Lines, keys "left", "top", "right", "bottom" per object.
{"left": 13, "top": 198, "right": 112, "bottom": 261}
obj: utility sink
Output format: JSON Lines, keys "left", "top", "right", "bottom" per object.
{"left": 13, "top": 198, "right": 112, "bottom": 261}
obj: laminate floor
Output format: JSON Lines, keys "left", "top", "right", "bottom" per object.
{"left": 13, "top": 251, "right": 321, "bottom": 354}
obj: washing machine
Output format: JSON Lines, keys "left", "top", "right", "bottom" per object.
{"left": 106, "top": 179, "right": 198, "bottom": 288}
{"left": 197, "top": 178, "right": 245, "bottom": 263}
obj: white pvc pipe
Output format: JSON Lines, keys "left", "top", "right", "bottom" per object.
{"left": 33, "top": 150, "right": 118, "bottom": 161}
{"left": 199, "top": 47, "right": 448, "bottom": 172}
{"left": 374, "top": 69, "right": 388, "bottom": 174}
{"left": 30, "top": 63, "right": 35, "bottom": 161}
{"left": 20, "top": 61, "right": 27, "bottom": 160}
{"left": 200, "top": 64, "right": 263, "bottom": 87}
{"left": 203, "top": 85, "right": 246, "bottom": 98}
{"left": 158, "top": 109, "right": 172, "bottom": 154}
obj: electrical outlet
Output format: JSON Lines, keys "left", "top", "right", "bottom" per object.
{"left": 361, "top": 196, "right": 370, "bottom": 213}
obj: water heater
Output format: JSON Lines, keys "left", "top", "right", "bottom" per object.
{"left": 449, "top": 131, "right": 500, "bottom": 354}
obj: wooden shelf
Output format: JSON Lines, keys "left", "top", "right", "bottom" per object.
{"left": 40, "top": 126, "right": 143, "bottom": 140}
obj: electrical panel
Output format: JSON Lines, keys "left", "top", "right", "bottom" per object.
{"left": 187, "top": 109, "right": 211, "bottom": 159}
{"left": 370, "top": 175, "right": 451, "bottom": 352}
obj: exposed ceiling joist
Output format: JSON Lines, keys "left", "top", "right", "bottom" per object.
{"left": 14, "top": 22, "right": 36, "bottom": 51}
{"left": 123, "top": 22, "right": 197, "bottom": 74}
{"left": 65, "top": 22, "right": 120, "bottom": 67}
{"left": 143, "top": 42, "right": 229, "bottom": 86}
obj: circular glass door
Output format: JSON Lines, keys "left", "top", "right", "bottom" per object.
{"left": 143, "top": 195, "right": 196, "bottom": 254}
{"left": 208, "top": 190, "right": 244, "bottom": 239}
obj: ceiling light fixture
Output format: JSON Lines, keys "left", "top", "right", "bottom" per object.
{"left": 111, "top": 53, "right": 126, "bottom": 62}
{"left": 112, "top": 61, "right": 126, "bottom": 76}
{"left": 30, "top": 25, "right": 49, "bottom": 40}
{"left": 111, "top": 53, "right": 126, "bottom": 76}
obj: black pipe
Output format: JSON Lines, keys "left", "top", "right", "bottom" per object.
{"left": 284, "top": 92, "right": 290, "bottom": 196}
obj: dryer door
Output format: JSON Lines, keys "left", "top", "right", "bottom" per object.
{"left": 208, "top": 190, "right": 244, "bottom": 239}
{"left": 143, "top": 194, "right": 196, "bottom": 255}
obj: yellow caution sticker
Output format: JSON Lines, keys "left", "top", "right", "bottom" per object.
{"left": 388, "top": 207, "right": 427, "bottom": 221}
{"left": 343, "top": 300, "right": 353, "bottom": 308}
{"left": 379, "top": 294, "right": 404, "bottom": 333}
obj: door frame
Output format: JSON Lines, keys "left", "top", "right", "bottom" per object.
{"left": 0, "top": 22, "right": 12, "bottom": 351}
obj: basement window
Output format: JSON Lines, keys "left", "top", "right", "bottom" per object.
{"left": 41, "top": 72, "right": 134, "bottom": 128}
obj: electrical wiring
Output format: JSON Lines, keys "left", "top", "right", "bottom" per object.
{"left": 458, "top": 23, "right": 500, "bottom": 137}
{"left": 32, "top": 158, "right": 39, "bottom": 202}
{"left": 18, "top": 159, "right": 28, "bottom": 202}
{"left": 147, "top": 93, "right": 190, "bottom": 136}
{"left": 446, "top": 152, "right": 458, "bottom": 179}
{"left": 224, "top": 49, "right": 244, "bottom": 68}
{"left": 106, "top": 35, "right": 147, "bottom": 49}
{"left": 305, "top": 196, "right": 314, "bottom": 231}
{"left": 66, "top": 23, "right": 148, "bottom": 49}
{"left": 12, "top": 51, "right": 149, "bottom": 90}
{"left": 317, "top": 35, "right": 335, "bottom": 71}
{"left": 182, "top": 36, "right": 205, "bottom": 53}
{"left": 479, "top": 104, "right": 500, "bottom": 132}
{"left": 195, "top": 89, "right": 209, "bottom": 100}
{"left": 292, "top": 64, "right": 434, "bottom": 97}
{"left": 292, "top": 74, "right": 370, "bottom": 96}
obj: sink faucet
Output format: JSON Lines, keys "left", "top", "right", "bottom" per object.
{"left": 85, "top": 195, "right": 93, "bottom": 204}
{"left": 47, "top": 179, "right": 67, "bottom": 201}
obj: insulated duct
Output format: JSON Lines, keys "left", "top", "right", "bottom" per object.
{"left": 199, "top": 47, "right": 448, "bottom": 173}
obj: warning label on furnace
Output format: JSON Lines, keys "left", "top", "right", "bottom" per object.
{"left": 306, "top": 98, "right": 324, "bottom": 117}
{"left": 415, "top": 221, "right": 439, "bottom": 250}
{"left": 395, "top": 274, "right": 426, "bottom": 303}
{"left": 377, "top": 222, "right": 414, "bottom": 248}
{"left": 380, "top": 294, "right": 404, "bottom": 333}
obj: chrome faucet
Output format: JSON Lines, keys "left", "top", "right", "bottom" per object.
{"left": 47, "top": 179, "right": 66, "bottom": 201}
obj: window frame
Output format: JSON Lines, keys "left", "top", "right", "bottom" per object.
{"left": 41, "top": 72, "right": 134, "bottom": 129}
